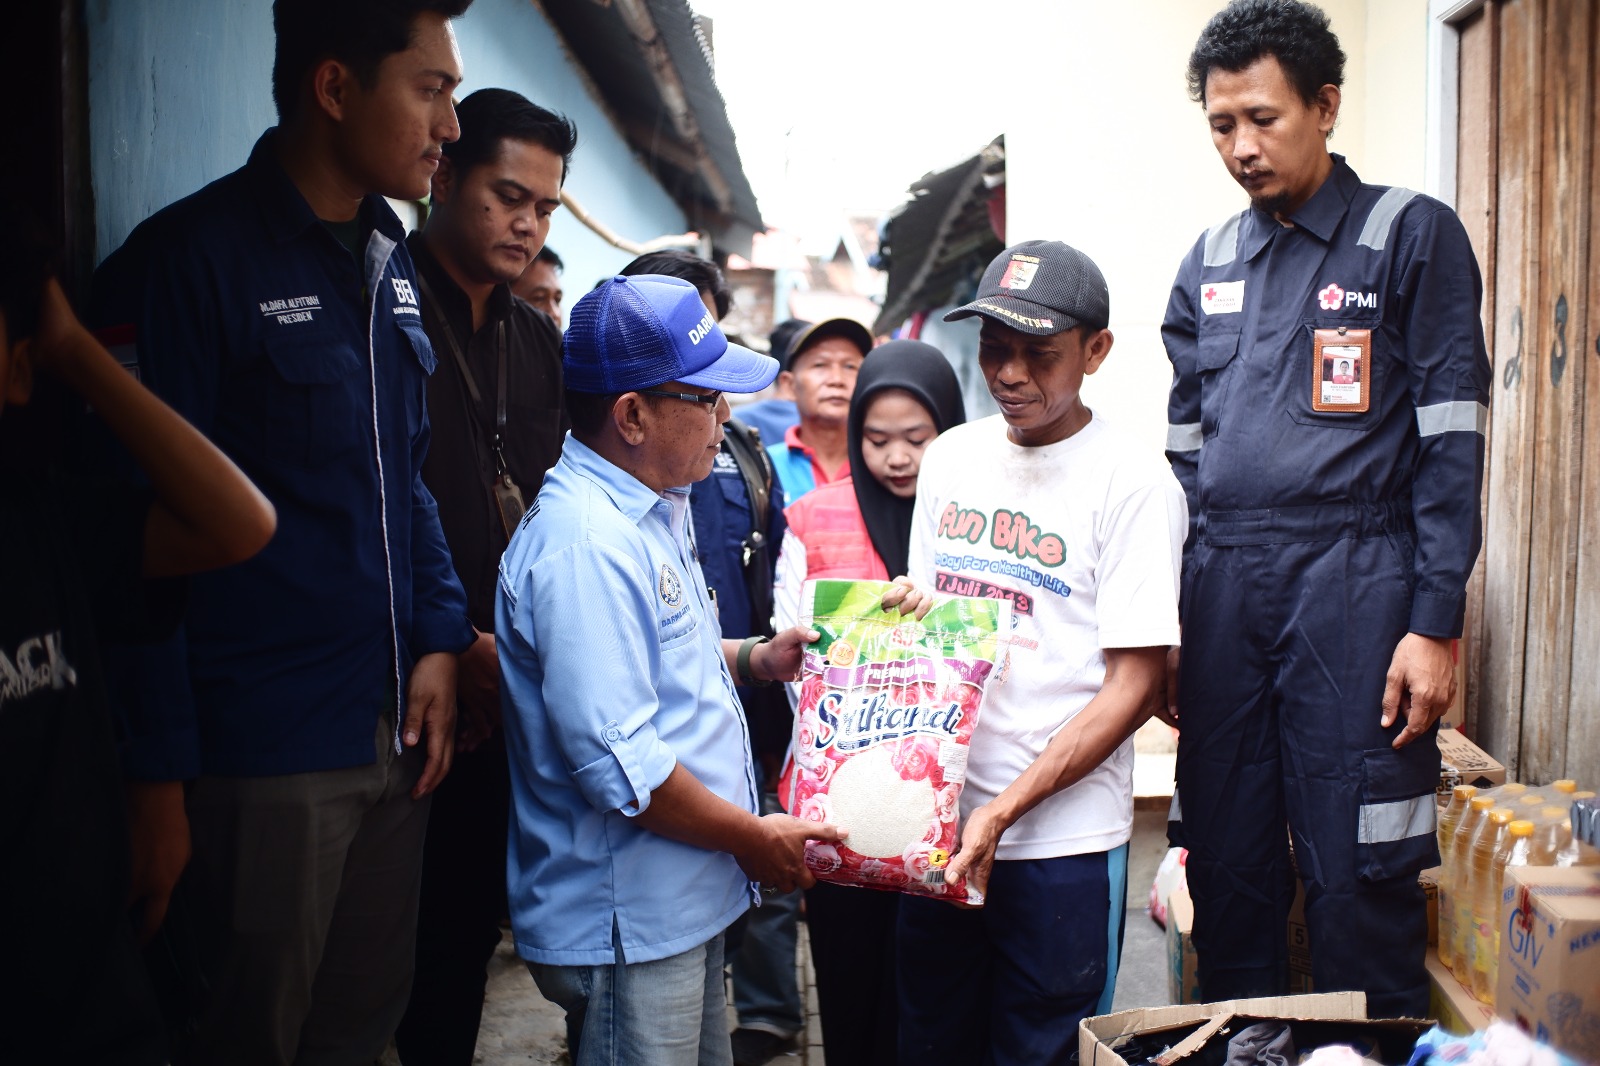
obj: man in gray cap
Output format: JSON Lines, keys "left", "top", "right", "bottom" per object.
{"left": 764, "top": 317, "right": 873, "bottom": 502}
{"left": 897, "top": 241, "right": 1187, "bottom": 1063}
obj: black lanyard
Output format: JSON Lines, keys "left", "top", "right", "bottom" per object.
{"left": 415, "top": 271, "right": 510, "bottom": 478}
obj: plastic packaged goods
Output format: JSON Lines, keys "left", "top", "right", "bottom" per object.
{"left": 1439, "top": 785, "right": 1476, "bottom": 858}
{"left": 1541, "top": 792, "right": 1600, "bottom": 866}
{"left": 1472, "top": 817, "right": 1534, "bottom": 1003}
{"left": 781, "top": 579, "right": 1009, "bottom": 905}
{"left": 1572, "top": 794, "right": 1599, "bottom": 854}
{"left": 1532, "top": 806, "right": 1573, "bottom": 867}
{"left": 1436, "top": 785, "right": 1477, "bottom": 971}
{"left": 1475, "top": 782, "right": 1527, "bottom": 810}
{"left": 1452, "top": 806, "right": 1511, "bottom": 981}
{"left": 1441, "top": 794, "right": 1495, "bottom": 971}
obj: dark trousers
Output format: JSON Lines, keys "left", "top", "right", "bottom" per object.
{"left": 803, "top": 882, "right": 899, "bottom": 1066}
{"left": 394, "top": 735, "right": 512, "bottom": 1065}
{"left": 1173, "top": 531, "right": 1439, "bottom": 1019}
{"left": 897, "top": 851, "right": 1124, "bottom": 1066}
{"left": 181, "top": 716, "right": 430, "bottom": 1066}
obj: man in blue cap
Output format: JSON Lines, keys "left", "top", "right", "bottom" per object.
{"left": 496, "top": 274, "right": 848, "bottom": 1065}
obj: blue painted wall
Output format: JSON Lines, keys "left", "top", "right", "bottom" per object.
{"left": 86, "top": 0, "right": 276, "bottom": 264}
{"left": 87, "top": 0, "right": 688, "bottom": 310}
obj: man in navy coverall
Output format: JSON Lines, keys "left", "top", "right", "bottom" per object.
{"left": 1162, "top": 0, "right": 1490, "bottom": 1019}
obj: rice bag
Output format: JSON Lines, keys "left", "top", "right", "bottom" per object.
{"left": 780, "top": 578, "right": 1010, "bottom": 905}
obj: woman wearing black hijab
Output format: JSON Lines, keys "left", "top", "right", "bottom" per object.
{"left": 770, "top": 339, "right": 966, "bottom": 1066}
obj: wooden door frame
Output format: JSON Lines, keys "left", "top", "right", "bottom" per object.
{"left": 1425, "top": 0, "right": 1491, "bottom": 203}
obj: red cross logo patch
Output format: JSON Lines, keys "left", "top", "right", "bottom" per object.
{"left": 1318, "top": 283, "right": 1345, "bottom": 311}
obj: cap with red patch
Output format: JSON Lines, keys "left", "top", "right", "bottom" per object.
{"left": 944, "top": 240, "right": 1110, "bottom": 336}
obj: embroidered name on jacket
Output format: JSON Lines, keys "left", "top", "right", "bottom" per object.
{"left": 259, "top": 294, "right": 323, "bottom": 325}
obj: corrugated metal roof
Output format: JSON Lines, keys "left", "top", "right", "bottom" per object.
{"left": 537, "top": 0, "right": 764, "bottom": 252}
{"left": 873, "top": 137, "right": 1005, "bottom": 335}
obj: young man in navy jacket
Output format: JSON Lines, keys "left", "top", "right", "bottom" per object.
{"left": 92, "top": 2, "right": 476, "bottom": 1060}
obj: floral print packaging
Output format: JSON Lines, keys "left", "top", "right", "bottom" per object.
{"left": 779, "top": 579, "right": 1010, "bottom": 905}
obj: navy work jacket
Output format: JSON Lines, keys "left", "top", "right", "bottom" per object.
{"left": 93, "top": 130, "right": 473, "bottom": 778}
{"left": 1162, "top": 157, "right": 1491, "bottom": 639}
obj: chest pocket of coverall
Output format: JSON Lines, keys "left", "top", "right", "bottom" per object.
{"left": 259, "top": 331, "right": 366, "bottom": 464}
{"left": 1196, "top": 328, "right": 1241, "bottom": 441}
{"left": 1287, "top": 319, "right": 1384, "bottom": 431}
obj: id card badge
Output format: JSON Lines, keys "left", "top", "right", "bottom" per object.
{"left": 492, "top": 474, "right": 529, "bottom": 540}
{"left": 1312, "top": 328, "right": 1372, "bottom": 412}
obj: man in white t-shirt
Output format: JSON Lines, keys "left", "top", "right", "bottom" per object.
{"left": 898, "top": 240, "right": 1187, "bottom": 1064}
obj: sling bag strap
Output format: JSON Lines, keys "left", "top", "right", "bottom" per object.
{"left": 722, "top": 418, "right": 776, "bottom": 635}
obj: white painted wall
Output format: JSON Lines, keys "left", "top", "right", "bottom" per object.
{"left": 1003, "top": 0, "right": 1427, "bottom": 452}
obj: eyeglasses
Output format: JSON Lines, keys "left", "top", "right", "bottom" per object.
{"left": 639, "top": 388, "right": 723, "bottom": 408}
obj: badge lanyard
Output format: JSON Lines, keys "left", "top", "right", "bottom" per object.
{"left": 414, "top": 272, "right": 529, "bottom": 536}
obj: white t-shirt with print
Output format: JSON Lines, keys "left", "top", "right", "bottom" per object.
{"left": 908, "top": 413, "right": 1187, "bottom": 860}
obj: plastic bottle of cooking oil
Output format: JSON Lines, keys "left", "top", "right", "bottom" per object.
{"left": 1531, "top": 806, "right": 1572, "bottom": 866}
{"left": 1459, "top": 808, "right": 1511, "bottom": 984}
{"left": 1436, "top": 785, "right": 1477, "bottom": 970}
{"left": 1473, "top": 817, "right": 1534, "bottom": 1003}
{"left": 1443, "top": 795, "right": 1495, "bottom": 973}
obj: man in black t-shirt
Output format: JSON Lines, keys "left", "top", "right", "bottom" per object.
{"left": 398, "top": 88, "right": 576, "bottom": 1064}
{"left": 1, "top": 217, "right": 274, "bottom": 1063}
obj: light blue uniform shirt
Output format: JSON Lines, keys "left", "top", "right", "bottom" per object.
{"left": 497, "top": 434, "right": 760, "bottom": 966}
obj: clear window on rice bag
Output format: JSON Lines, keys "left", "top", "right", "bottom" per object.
{"left": 778, "top": 578, "right": 1010, "bottom": 906}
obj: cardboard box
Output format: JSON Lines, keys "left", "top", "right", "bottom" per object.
{"left": 1285, "top": 870, "right": 1437, "bottom": 997}
{"left": 1496, "top": 865, "right": 1600, "bottom": 1062}
{"left": 1437, "top": 728, "right": 1507, "bottom": 799}
{"left": 1166, "top": 884, "right": 1201, "bottom": 1005}
{"left": 1080, "top": 992, "right": 1367, "bottom": 1066}
{"left": 1287, "top": 878, "right": 1313, "bottom": 994}
{"left": 1419, "top": 866, "right": 1440, "bottom": 946}
{"left": 1426, "top": 947, "right": 1494, "bottom": 1033}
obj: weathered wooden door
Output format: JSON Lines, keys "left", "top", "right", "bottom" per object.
{"left": 1456, "top": 0, "right": 1598, "bottom": 782}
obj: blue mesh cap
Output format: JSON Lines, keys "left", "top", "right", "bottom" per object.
{"left": 563, "top": 274, "right": 779, "bottom": 394}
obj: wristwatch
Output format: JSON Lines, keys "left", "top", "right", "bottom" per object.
{"left": 736, "top": 635, "right": 773, "bottom": 687}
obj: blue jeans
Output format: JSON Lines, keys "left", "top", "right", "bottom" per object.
{"left": 729, "top": 792, "right": 803, "bottom": 1037}
{"left": 528, "top": 928, "right": 733, "bottom": 1066}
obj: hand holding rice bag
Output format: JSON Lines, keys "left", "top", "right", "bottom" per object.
{"left": 780, "top": 578, "right": 1009, "bottom": 905}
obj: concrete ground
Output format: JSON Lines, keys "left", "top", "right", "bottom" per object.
{"left": 403, "top": 721, "right": 1180, "bottom": 1065}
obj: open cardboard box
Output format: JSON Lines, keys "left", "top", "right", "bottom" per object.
{"left": 1080, "top": 991, "right": 1428, "bottom": 1066}
{"left": 1437, "top": 728, "right": 1506, "bottom": 795}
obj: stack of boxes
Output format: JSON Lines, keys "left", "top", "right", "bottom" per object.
{"left": 1157, "top": 728, "right": 1600, "bottom": 1063}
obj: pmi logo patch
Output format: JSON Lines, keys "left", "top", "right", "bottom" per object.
{"left": 1318, "top": 282, "right": 1377, "bottom": 311}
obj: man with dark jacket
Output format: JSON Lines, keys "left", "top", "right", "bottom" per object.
{"left": 90, "top": 2, "right": 477, "bottom": 1060}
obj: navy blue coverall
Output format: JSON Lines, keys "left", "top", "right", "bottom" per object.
{"left": 1162, "top": 156, "right": 1490, "bottom": 1018}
